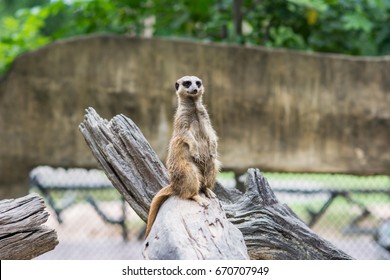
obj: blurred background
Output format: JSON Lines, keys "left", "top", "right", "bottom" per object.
{"left": 0, "top": 0, "right": 389, "bottom": 260}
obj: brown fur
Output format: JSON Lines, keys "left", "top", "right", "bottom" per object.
{"left": 145, "top": 75, "right": 221, "bottom": 238}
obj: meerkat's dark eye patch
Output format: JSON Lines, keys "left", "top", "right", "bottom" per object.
{"left": 196, "top": 81, "right": 202, "bottom": 87}
{"left": 182, "top": 81, "right": 192, "bottom": 88}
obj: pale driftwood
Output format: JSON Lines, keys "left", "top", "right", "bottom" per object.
{"left": 0, "top": 193, "right": 58, "bottom": 259}
{"left": 79, "top": 107, "right": 353, "bottom": 260}
{"left": 79, "top": 108, "right": 168, "bottom": 222}
{"left": 144, "top": 195, "right": 249, "bottom": 260}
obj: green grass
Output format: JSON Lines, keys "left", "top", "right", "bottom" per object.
{"left": 217, "top": 171, "right": 235, "bottom": 180}
{"left": 263, "top": 172, "right": 390, "bottom": 190}
{"left": 218, "top": 171, "right": 390, "bottom": 189}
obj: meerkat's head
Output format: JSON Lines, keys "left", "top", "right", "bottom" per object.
{"left": 175, "top": 76, "right": 204, "bottom": 98}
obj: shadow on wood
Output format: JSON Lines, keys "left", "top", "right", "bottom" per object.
{"left": 79, "top": 107, "right": 353, "bottom": 260}
{"left": 0, "top": 193, "right": 59, "bottom": 259}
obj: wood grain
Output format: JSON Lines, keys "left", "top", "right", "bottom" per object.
{"left": 0, "top": 193, "right": 58, "bottom": 259}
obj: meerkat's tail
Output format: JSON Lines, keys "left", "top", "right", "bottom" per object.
{"left": 145, "top": 185, "right": 175, "bottom": 239}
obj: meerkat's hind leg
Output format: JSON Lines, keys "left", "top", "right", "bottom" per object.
{"left": 192, "top": 194, "right": 209, "bottom": 207}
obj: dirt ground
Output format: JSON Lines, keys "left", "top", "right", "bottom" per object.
{"left": 36, "top": 201, "right": 145, "bottom": 260}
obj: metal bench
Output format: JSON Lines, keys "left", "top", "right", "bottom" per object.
{"left": 29, "top": 166, "right": 128, "bottom": 240}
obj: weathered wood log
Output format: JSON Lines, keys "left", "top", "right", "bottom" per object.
{"left": 144, "top": 195, "right": 249, "bottom": 260}
{"left": 79, "top": 107, "right": 353, "bottom": 260}
{"left": 223, "top": 169, "right": 353, "bottom": 259}
{"left": 0, "top": 193, "right": 59, "bottom": 259}
{"left": 79, "top": 107, "right": 167, "bottom": 223}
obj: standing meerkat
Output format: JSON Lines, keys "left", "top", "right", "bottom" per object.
{"left": 145, "top": 75, "right": 221, "bottom": 238}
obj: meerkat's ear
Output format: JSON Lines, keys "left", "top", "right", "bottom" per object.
{"left": 175, "top": 82, "right": 179, "bottom": 90}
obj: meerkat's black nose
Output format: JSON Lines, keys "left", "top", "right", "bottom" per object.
{"left": 193, "top": 89, "right": 198, "bottom": 93}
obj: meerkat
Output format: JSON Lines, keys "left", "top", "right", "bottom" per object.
{"left": 145, "top": 75, "right": 221, "bottom": 238}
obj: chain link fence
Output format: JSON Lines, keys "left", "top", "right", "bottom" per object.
{"left": 30, "top": 166, "right": 390, "bottom": 260}
{"left": 264, "top": 172, "right": 390, "bottom": 260}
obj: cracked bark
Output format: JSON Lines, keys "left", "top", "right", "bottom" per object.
{"left": 0, "top": 193, "right": 59, "bottom": 259}
{"left": 79, "top": 107, "right": 353, "bottom": 260}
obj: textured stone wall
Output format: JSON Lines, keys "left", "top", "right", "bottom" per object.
{"left": 0, "top": 35, "right": 389, "bottom": 197}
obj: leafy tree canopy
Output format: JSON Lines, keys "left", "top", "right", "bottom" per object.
{"left": 0, "top": 0, "right": 389, "bottom": 74}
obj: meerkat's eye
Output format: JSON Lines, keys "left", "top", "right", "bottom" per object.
{"left": 196, "top": 81, "right": 202, "bottom": 87}
{"left": 182, "top": 81, "right": 192, "bottom": 88}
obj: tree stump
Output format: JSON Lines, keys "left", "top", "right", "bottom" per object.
{"left": 79, "top": 107, "right": 353, "bottom": 260}
{"left": 0, "top": 193, "right": 59, "bottom": 259}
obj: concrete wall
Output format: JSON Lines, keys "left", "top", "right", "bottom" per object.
{"left": 1, "top": 35, "right": 389, "bottom": 198}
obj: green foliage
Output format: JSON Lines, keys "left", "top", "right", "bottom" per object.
{"left": 0, "top": 5, "right": 51, "bottom": 73}
{"left": 0, "top": 0, "right": 389, "bottom": 74}
{"left": 52, "top": 0, "right": 150, "bottom": 37}
{"left": 305, "top": 0, "right": 390, "bottom": 55}
{"left": 239, "top": 0, "right": 390, "bottom": 55}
